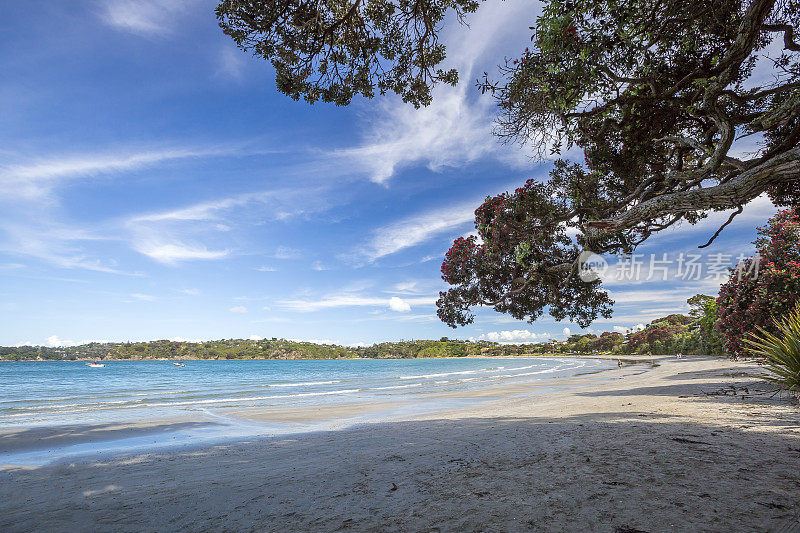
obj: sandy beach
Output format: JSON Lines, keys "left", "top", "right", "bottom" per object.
{"left": 1, "top": 355, "right": 799, "bottom": 532}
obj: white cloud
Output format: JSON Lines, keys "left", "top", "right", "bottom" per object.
{"left": 44, "top": 335, "right": 80, "bottom": 347}
{"left": 388, "top": 296, "right": 411, "bottom": 313}
{"left": 1, "top": 149, "right": 317, "bottom": 271}
{"left": 256, "top": 266, "right": 278, "bottom": 272}
{"left": 0, "top": 147, "right": 225, "bottom": 202}
{"left": 98, "top": 0, "right": 203, "bottom": 36}
{"left": 336, "top": 0, "right": 540, "bottom": 183}
{"left": 613, "top": 326, "right": 629, "bottom": 334}
{"left": 132, "top": 241, "right": 229, "bottom": 265}
{"left": 607, "top": 287, "right": 715, "bottom": 306}
{"left": 180, "top": 288, "right": 200, "bottom": 295}
{"left": 362, "top": 201, "right": 476, "bottom": 261}
{"left": 130, "top": 293, "right": 157, "bottom": 301}
{"left": 273, "top": 246, "right": 302, "bottom": 260}
{"left": 288, "top": 338, "right": 340, "bottom": 345}
{"left": 278, "top": 293, "right": 436, "bottom": 312}
{"left": 124, "top": 185, "right": 334, "bottom": 265}
{"left": 392, "top": 281, "right": 418, "bottom": 293}
{"left": 480, "top": 329, "right": 541, "bottom": 344}
{"left": 249, "top": 335, "right": 263, "bottom": 340}
{"left": 563, "top": 327, "right": 571, "bottom": 337}
{"left": 229, "top": 306, "right": 248, "bottom": 313}
{"left": 217, "top": 44, "right": 246, "bottom": 80}
{"left": 346, "top": 341, "right": 370, "bottom": 348}
{"left": 0, "top": 220, "right": 127, "bottom": 274}
{"left": 337, "top": 87, "right": 499, "bottom": 184}
{"left": 312, "top": 261, "right": 329, "bottom": 271}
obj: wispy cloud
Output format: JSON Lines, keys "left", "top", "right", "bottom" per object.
{"left": 278, "top": 293, "right": 436, "bottom": 313}
{"left": 0, "top": 220, "right": 127, "bottom": 273}
{"left": 335, "top": 0, "right": 540, "bottom": 184}
{"left": 216, "top": 44, "right": 246, "bottom": 81}
{"left": 125, "top": 188, "right": 329, "bottom": 265}
{"left": 98, "top": 0, "right": 205, "bottom": 36}
{"left": 129, "top": 293, "right": 157, "bottom": 301}
{"left": 273, "top": 246, "right": 303, "bottom": 260}
{"left": 361, "top": 201, "right": 476, "bottom": 261}
{"left": 229, "top": 306, "right": 247, "bottom": 313}
{"left": 132, "top": 241, "right": 229, "bottom": 264}
{"left": 1, "top": 147, "right": 228, "bottom": 202}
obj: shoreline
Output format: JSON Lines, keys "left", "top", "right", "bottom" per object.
{"left": 2, "top": 355, "right": 798, "bottom": 531}
{"left": 0, "top": 353, "right": 658, "bottom": 362}
{"left": 0, "top": 356, "right": 631, "bottom": 466}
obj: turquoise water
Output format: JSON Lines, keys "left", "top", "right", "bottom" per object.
{"left": 0, "top": 357, "right": 615, "bottom": 427}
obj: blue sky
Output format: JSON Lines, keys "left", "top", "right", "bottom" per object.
{"left": 0, "top": 0, "right": 779, "bottom": 347}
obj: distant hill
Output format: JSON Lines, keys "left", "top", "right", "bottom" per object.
{"left": 1, "top": 311, "right": 723, "bottom": 361}
{"left": 0, "top": 338, "right": 531, "bottom": 361}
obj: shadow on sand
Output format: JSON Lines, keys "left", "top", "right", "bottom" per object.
{"left": 1, "top": 403, "right": 798, "bottom": 532}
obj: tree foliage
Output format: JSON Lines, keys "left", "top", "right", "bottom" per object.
{"left": 440, "top": 0, "right": 800, "bottom": 327}
{"left": 215, "top": 0, "right": 480, "bottom": 106}
{"left": 0, "top": 338, "right": 533, "bottom": 361}
{"left": 717, "top": 207, "right": 800, "bottom": 356}
{"left": 217, "top": 0, "right": 800, "bottom": 327}
{"left": 436, "top": 169, "right": 614, "bottom": 327}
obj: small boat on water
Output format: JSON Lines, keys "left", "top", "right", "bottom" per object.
{"left": 86, "top": 361, "right": 105, "bottom": 368}
{"left": 173, "top": 362, "right": 186, "bottom": 367}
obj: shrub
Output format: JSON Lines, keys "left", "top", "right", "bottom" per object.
{"left": 745, "top": 306, "right": 800, "bottom": 394}
{"left": 717, "top": 208, "right": 800, "bottom": 357}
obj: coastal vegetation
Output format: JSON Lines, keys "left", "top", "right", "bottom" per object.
{"left": 718, "top": 208, "right": 800, "bottom": 357}
{"left": 0, "top": 338, "right": 526, "bottom": 361}
{"left": 0, "top": 303, "right": 722, "bottom": 361}
{"left": 745, "top": 305, "right": 800, "bottom": 393}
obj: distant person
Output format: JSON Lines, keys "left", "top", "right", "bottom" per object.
{"left": 617, "top": 359, "right": 622, "bottom": 368}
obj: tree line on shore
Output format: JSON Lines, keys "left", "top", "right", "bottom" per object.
{"left": 0, "top": 303, "right": 719, "bottom": 361}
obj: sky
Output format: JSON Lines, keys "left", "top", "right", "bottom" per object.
{"left": 0, "top": 0, "right": 780, "bottom": 347}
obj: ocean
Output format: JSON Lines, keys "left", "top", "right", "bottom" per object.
{"left": 0, "top": 357, "right": 621, "bottom": 465}
{"left": 0, "top": 357, "right": 615, "bottom": 427}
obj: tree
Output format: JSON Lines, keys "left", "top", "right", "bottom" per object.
{"left": 595, "top": 331, "right": 623, "bottom": 352}
{"left": 218, "top": 0, "right": 800, "bottom": 327}
{"left": 215, "top": 0, "right": 480, "bottom": 107}
{"left": 687, "top": 294, "right": 724, "bottom": 354}
{"left": 717, "top": 207, "right": 800, "bottom": 356}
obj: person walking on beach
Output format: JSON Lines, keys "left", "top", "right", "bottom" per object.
{"left": 617, "top": 359, "right": 622, "bottom": 368}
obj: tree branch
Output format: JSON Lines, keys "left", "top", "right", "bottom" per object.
{"left": 764, "top": 23, "right": 800, "bottom": 52}
{"left": 586, "top": 146, "right": 800, "bottom": 235}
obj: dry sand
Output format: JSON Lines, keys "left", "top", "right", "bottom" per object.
{"left": 1, "top": 356, "right": 799, "bottom": 532}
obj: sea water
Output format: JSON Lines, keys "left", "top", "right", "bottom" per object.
{"left": 0, "top": 357, "right": 625, "bottom": 465}
{"left": 0, "top": 357, "right": 615, "bottom": 427}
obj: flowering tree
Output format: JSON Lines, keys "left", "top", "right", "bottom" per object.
{"left": 218, "top": 0, "right": 800, "bottom": 326}
{"left": 594, "top": 331, "right": 623, "bottom": 352}
{"left": 717, "top": 208, "right": 800, "bottom": 357}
